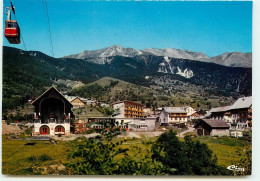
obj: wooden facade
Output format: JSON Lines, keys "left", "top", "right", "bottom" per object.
{"left": 209, "top": 96, "right": 252, "bottom": 130}
{"left": 71, "top": 97, "right": 85, "bottom": 108}
{"left": 158, "top": 107, "right": 188, "bottom": 126}
{"left": 194, "top": 119, "right": 230, "bottom": 137}
{"left": 32, "top": 87, "right": 74, "bottom": 136}
{"left": 32, "top": 87, "right": 73, "bottom": 123}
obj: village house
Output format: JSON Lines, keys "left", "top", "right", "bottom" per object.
{"left": 190, "top": 112, "right": 202, "bottom": 120}
{"left": 87, "top": 117, "right": 156, "bottom": 132}
{"left": 158, "top": 107, "right": 188, "bottom": 127}
{"left": 228, "top": 96, "right": 252, "bottom": 130}
{"left": 32, "top": 87, "right": 74, "bottom": 136}
{"left": 208, "top": 96, "right": 252, "bottom": 130}
{"left": 85, "top": 98, "right": 97, "bottom": 106}
{"left": 194, "top": 119, "right": 230, "bottom": 136}
{"left": 129, "top": 117, "right": 156, "bottom": 131}
{"left": 70, "top": 97, "right": 85, "bottom": 108}
{"left": 209, "top": 106, "right": 231, "bottom": 122}
{"left": 64, "top": 95, "right": 85, "bottom": 108}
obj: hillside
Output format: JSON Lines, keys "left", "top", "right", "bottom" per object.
{"left": 2, "top": 46, "right": 251, "bottom": 113}
{"left": 70, "top": 77, "right": 235, "bottom": 110}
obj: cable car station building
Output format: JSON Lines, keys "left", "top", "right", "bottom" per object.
{"left": 32, "top": 87, "right": 74, "bottom": 136}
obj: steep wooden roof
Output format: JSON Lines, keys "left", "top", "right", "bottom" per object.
{"left": 70, "top": 97, "right": 85, "bottom": 104}
{"left": 31, "top": 86, "right": 73, "bottom": 106}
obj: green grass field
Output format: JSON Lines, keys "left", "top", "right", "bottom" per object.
{"left": 192, "top": 136, "right": 251, "bottom": 167}
{"left": 2, "top": 136, "right": 69, "bottom": 175}
{"left": 2, "top": 134, "right": 251, "bottom": 175}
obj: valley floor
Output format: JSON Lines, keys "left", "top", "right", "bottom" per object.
{"left": 2, "top": 131, "right": 251, "bottom": 175}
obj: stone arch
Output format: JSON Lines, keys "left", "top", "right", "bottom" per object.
{"left": 40, "top": 125, "right": 50, "bottom": 135}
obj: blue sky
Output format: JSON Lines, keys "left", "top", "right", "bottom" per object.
{"left": 3, "top": 0, "right": 252, "bottom": 57}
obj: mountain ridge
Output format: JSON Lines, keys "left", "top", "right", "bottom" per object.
{"left": 63, "top": 45, "right": 252, "bottom": 68}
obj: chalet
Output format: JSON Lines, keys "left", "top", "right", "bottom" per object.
{"left": 190, "top": 112, "right": 201, "bottom": 120}
{"left": 208, "top": 96, "right": 252, "bottom": 130}
{"left": 70, "top": 97, "right": 85, "bottom": 108}
{"left": 64, "top": 96, "right": 85, "bottom": 108}
{"left": 158, "top": 107, "right": 188, "bottom": 126}
{"left": 194, "top": 119, "right": 230, "bottom": 136}
{"left": 209, "top": 106, "right": 231, "bottom": 122}
{"left": 228, "top": 96, "right": 252, "bottom": 130}
{"left": 32, "top": 87, "right": 74, "bottom": 136}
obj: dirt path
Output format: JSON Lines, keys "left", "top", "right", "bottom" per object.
{"left": 53, "top": 133, "right": 102, "bottom": 141}
{"left": 179, "top": 126, "right": 195, "bottom": 137}
{"left": 134, "top": 131, "right": 164, "bottom": 138}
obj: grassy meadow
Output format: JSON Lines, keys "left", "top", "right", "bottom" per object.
{"left": 2, "top": 134, "right": 251, "bottom": 175}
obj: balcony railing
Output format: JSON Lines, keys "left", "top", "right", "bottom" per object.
{"left": 34, "top": 118, "right": 71, "bottom": 124}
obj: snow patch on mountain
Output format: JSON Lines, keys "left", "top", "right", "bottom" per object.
{"left": 176, "top": 67, "right": 194, "bottom": 78}
{"left": 29, "top": 53, "right": 37, "bottom": 57}
{"left": 164, "top": 56, "right": 174, "bottom": 74}
{"left": 158, "top": 62, "right": 168, "bottom": 73}
{"left": 87, "top": 57, "right": 113, "bottom": 65}
{"left": 157, "top": 57, "right": 194, "bottom": 78}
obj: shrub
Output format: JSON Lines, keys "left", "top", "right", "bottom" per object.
{"left": 38, "top": 154, "right": 52, "bottom": 162}
{"left": 27, "top": 155, "right": 37, "bottom": 162}
{"left": 151, "top": 130, "right": 232, "bottom": 175}
{"left": 25, "top": 127, "right": 32, "bottom": 135}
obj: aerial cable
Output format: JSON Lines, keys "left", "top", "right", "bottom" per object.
{"left": 13, "top": 11, "right": 27, "bottom": 51}
{"left": 43, "top": 0, "right": 55, "bottom": 58}
{"left": 8, "top": 0, "right": 27, "bottom": 50}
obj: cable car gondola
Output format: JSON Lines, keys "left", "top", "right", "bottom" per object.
{"left": 5, "top": 20, "right": 20, "bottom": 44}
{"left": 5, "top": 2, "right": 20, "bottom": 44}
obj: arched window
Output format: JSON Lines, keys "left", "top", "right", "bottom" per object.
{"left": 55, "top": 125, "right": 65, "bottom": 132}
{"left": 40, "top": 125, "right": 50, "bottom": 135}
